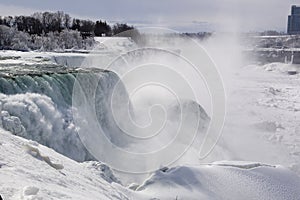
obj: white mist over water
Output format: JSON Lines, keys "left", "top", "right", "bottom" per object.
{"left": 74, "top": 30, "right": 227, "bottom": 178}
{"left": 199, "top": 33, "right": 297, "bottom": 169}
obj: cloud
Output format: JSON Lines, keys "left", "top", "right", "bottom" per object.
{"left": 0, "top": 4, "right": 40, "bottom": 16}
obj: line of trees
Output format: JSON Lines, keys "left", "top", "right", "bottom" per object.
{"left": 0, "top": 11, "right": 139, "bottom": 51}
{"left": 0, "top": 25, "right": 95, "bottom": 51}
{"left": 0, "top": 11, "right": 135, "bottom": 37}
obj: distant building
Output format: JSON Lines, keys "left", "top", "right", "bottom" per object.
{"left": 288, "top": 5, "right": 300, "bottom": 34}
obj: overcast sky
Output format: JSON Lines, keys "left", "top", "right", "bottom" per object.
{"left": 0, "top": 0, "right": 299, "bottom": 32}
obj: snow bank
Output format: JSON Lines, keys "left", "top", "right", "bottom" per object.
{"left": 260, "top": 62, "right": 300, "bottom": 75}
{"left": 134, "top": 162, "right": 300, "bottom": 200}
{"left": 0, "top": 128, "right": 128, "bottom": 200}
{"left": 82, "top": 161, "right": 122, "bottom": 184}
{"left": 1, "top": 128, "right": 300, "bottom": 200}
{"left": 25, "top": 143, "right": 64, "bottom": 170}
{"left": 0, "top": 50, "right": 107, "bottom": 68}
{"left": 0, "top": 37, "right": 137, "bottom": 68}
{"left": 94, "top": 37, "right": 137, "bottom": 52}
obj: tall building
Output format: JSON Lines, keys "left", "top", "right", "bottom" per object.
{"left": 288, "top": 5, "right": 300, "bottom": 34}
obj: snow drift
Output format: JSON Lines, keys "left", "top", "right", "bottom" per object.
{"left": 1, "top": 128, "right": 300, "bottom": 200}
{"left": 134, "top": 161, "right": 300, "bottom": 200}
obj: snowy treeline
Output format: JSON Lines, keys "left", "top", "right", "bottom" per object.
{"left": 0, "top": 11, "right": 138, "bottom": 51}
{"left": 0, "top": 25, "right": 94, "bottom": 51}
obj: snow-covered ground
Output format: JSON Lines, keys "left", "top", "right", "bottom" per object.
{"left": 0, "top": 37, "right": 136, "bottom": 68}
{"left": 0, "top": 128, "right": 129, "bottom": 200}
{"left": 1, "top": 128, "right": 300, "bottom": 200}
{"left": 219, "top": 63, "right": 300, "bottom": 174}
